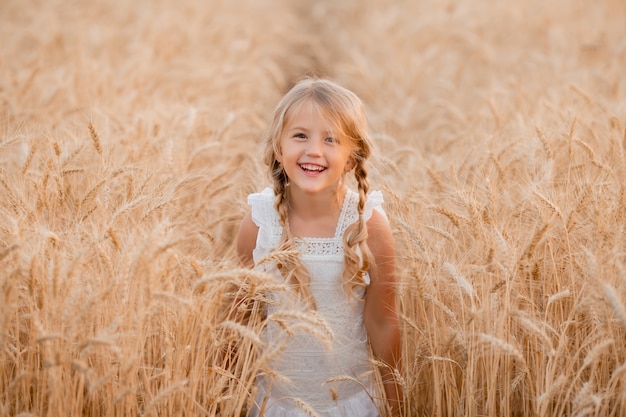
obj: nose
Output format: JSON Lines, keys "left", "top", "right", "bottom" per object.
{"left": 306, "top": 137, "right": 323, "bottom": 156}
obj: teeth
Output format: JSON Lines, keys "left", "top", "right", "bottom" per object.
{"left": 300, "top": 164, "right": 325, "bottom": 171}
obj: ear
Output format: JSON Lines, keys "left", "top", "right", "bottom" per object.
{"left": 276, "top": 150, "right": 283, "bottom": 164}
{"left": 344, "top": 157, "right": 356, "bottom": 173}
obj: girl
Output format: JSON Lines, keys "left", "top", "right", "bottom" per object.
{"left": 237, "top": 78, "right": 402, "bottom": 417}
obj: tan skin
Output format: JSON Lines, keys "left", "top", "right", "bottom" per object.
{"left": 236, "top": 189, "right": 403, "bottom": 416}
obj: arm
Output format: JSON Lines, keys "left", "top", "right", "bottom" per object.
{"left": 364, "top": 209, "right": 403, "bottom": 416}
{"left": 236, "top": 210, "right": 259, "bottom": 268}
{"left": 232, "top": 211, "right": 259, "bottom": 321}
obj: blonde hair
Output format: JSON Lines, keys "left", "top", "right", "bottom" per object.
{"left": 263, "top": 77, "right": 373, "bottom": 308}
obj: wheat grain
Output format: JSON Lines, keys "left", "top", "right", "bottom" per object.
{"left": 608, "top": 363, "right": 626, "bottom": 387}
{"left": 193, "top": 268, "right": 275, "bottom": 293}
{"left": 88, "top": 122, "right": 102, "bottom": 156}
{"left": 0, "top": 135, "right": 22, "bottom": 150}
{"left": 533, "top": 191, "right": 563, "bottom": 220}
{"left": 0, "top": 243, "right": 18, "bottom": 263}
{"left": 574, "top": 137, "right": 599, "bottom": 164}
{"left": 424, "top": 355, "right": 459, "bottom": 366}
{"left": 582, "top": 338, "right": 614, "bottom": 370}
{"left": 426, "top": 225, "right": 456, "bottom": 244}
{"left": 81, "top": 205, "right": 98, "bottom": 222}
{"left": 292, "top": 398, "right": 323, "bottom": 417}
{"left": 424, "top": 294, "right": 459, "bottom": 327}
{"left": 21, "top": 142, "right": 38, "bottom": 174}
{"left": 61, "top": 168, "right": 85, "bottom": 176}
{"left": 268, "top": 310, "right": 333, "bottom": 339}
{"left": 476, "top": 333, "right": 526, "bottom": 365}
{"left": 434, "top": 207, "right": 463, "bottom": 229}
{"left": 398, "top": 313, "right": 421, "bottom": 334}
{"left": 573, "top": 381, "right": 593, "bottom": 411}
{"left": 490, "top": 279, "right": 506, "bottom": 293}
{"left": 546, "top": 288, "right": 571, "bottom": 308}
{"left": 523, "top": 223, "right": 549, "bottom": 259}
{"left": 217, "top": 321, "right": 263, "bottom": 345}
{"left": 536, "top": 374, "right": 567, "bottom": 411}
{"left": 566, "top": 185, "right": 593, "bottom": 231}
{"left": 80, "top": 179, "right": 106, "bottom": 210}
{"left": 106, "top": 227, "right": 121, "bottom": 250}
{"left": 61, "top": 144, "right": 85, "bottom": 167}
{"left": 35, "top": 333, "right": 64, "bottom": 344}
{"left": 443, "top": 262, "right": 475, "bottom": 299}
{"left": 427, "top": 167, "right": 446, "bottom": 192}
{"left": 143, "top": 379, "right": 189, "bottom": 415}
{"left": 51, "top": 140, "right": 61, "bottom": 156}
{"left": 602, "top": 283, "right": 626, "bottom": 331}
{"left": 535, "top": 127, "right": 553, "bottom": 159}
{"left": 511, "top": 311, "right": 556, "bottom": 356}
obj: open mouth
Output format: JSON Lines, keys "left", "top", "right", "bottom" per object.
{"left": 299, "top": 163, "right": 326, "bottom": 174}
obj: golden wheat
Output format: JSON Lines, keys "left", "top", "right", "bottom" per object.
{"left": 2, "top": 0, "right": 626, "bottom": 416}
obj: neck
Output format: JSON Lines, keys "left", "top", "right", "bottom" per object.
{"left": 286, "top": 185, "right": 346, "bottom": 219}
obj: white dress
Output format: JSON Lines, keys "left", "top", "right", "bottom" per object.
{"left": 247, "top": 187, "right": 386, "bottom": 417}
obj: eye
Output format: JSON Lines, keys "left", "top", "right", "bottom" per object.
{"left": 325, "top": 136, "right": 337, "bottom": 143}
{"left": 294, "top": 133, "right": 307, "bottom": 139}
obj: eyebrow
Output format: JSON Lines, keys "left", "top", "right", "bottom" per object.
{"left": 287, "top": 126, "right": 309, "bottom": 132}
{"left": 286, "top": 126, "right": 334, "bottom": 135}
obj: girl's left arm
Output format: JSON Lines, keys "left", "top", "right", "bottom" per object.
{"left": 364, "top": 209, "right": 403, "bottom": 416}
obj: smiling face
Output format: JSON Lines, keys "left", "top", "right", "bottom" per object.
{"left": 276, "top": 99, "right": 355, "bottom": 197}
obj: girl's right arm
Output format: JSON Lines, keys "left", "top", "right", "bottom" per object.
{"left": 236, "top": 211, "right": 259, "bottom": 268}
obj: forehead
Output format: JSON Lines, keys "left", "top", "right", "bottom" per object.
{"left": 284, "top": 99, "right": 337, "bottom": 129}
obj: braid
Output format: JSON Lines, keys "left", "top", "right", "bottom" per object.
{"left": 271, "top": 168, "right": 317, "bottom": 309}
{"left": 341, "top": 159, "right": 371, "bottom": 298}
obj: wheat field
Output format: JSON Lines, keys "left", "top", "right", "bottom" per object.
{"left": 1, "top": 0, "right": 626, "bottom": 416}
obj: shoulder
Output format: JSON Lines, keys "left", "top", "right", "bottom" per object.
{"left": 236, "top": 211, "right": 259, "bottom": 267}
{"left": 365, "top": 203, "right": 396, "bottom": 298}
{"left": 365, "top": 190, "right": 395, "bottom": 284}
{"left": 366, "top": 208, "right": 395, "bottom": 260}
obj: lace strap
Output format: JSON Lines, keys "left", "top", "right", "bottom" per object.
{"left": 335, "top": 189, "right": 387, "bottom": 240}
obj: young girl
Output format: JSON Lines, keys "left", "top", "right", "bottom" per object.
{"left": 237, "top": 78, "right": 402, "bottom": 417}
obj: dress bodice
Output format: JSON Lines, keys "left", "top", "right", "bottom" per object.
{"left": 247, "top": 188, "right": 385, "bottom": 416}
